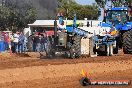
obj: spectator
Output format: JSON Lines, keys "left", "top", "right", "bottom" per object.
{"left": 36, "top": 33, "right": 41, "bottom": 52}
{"left": 32, "top": 33, "right": 37, "bottom": 52}
{"left": 18, "top": 32, "right": 25, "bottom": 53}
{"left": 40, "top": 34, "right": 46, "bottom": 52}
{"left": 3, "top": 32, "right": 9, "bottom": 51}
{"left": 10, "top": 33, "right": 15, "bottom": 53}
{"left": 24, "top": 36, "right": 28, "bottom": 52}
{"left": 43, "top": 33, "right": 47, "bottom": 51}
{"left": 13, "top": 32, "right": 19, "bottom": 53}
{"left": 7, "top": 32, "right": 12, "bottom": 54}
{"left": 0, "top": 31, "right": 5, "bottom": 52}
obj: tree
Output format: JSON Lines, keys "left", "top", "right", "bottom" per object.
{"left": 25, "top": 8, "right": 37, "bottom": 24}
{"left": 57, "top": 0, "right": 99, "bottom": 20}
{"left": 0, "top": 5, "right": 37, "bottom": 32}
{"left": 95, "top": 0, "right": 132, "bottom": 8}
{"left": 57, "top": 0, "right": 76, "bottom": 18}
{"left": 0, "top": 6, "right": 12, "bottom": 31}
{"left": 95, "top": 0, "right": 107, "bottom": 8}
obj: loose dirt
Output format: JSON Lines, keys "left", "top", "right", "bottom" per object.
{"left": 0, "top": 50, "right": 132, "bottom": 88}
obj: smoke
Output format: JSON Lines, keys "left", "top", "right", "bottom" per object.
{"left": 4, "top": 0, "right": 57, "bottom": 19}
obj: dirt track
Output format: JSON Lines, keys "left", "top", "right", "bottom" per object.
{"left": 0, "top": 50, "right": 132, "bottom": 88}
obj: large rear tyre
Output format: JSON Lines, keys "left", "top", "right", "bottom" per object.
{"left": 74, "top": 36, "right": 81, "bottom": 58}
{"left": 123, "top": 30, "right": 132, "bottom": 54}
{"left": 70, "top": 35, "right": 81, "bottom": 58}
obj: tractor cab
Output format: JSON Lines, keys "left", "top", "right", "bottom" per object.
{"left": 104, "top": 7, "right": 130, "bottom": 27}
{"left": 105, "top": 7, "right": 128, "bottom": 25}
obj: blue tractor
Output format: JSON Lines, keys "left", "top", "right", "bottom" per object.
{"left": 99, "top": 7, "right": 132, "bottom": 54}
{"left": 45, "top": 14, "right": 89, "bottom": 58}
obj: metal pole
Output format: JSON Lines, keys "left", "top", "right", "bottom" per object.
{"left": 54, "top": 20, "right": 57, "bottom": 38}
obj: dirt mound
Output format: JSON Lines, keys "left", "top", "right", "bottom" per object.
{"left": 0, "top": 52, "right": 30, "bottom": 60}
{"left": 15, "top": 53, "right": 30, "bottom": 57}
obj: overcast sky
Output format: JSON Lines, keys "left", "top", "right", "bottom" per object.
{"left": 75, "top": 0, "right": 96, "bottom": 5}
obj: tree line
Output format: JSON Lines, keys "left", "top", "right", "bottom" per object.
{"left": 0, "top": 0, "right": 100, "bottom": 32}
{"left": 57, "top": 0, "right": 99, "bottom": 20}
{"left": 0, "top": 5, "right": 36, "bottom": 32}
{"left": 1, "top": 0, "right": 132, "bottom": 32}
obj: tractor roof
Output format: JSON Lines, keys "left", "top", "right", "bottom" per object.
{"left": 107, "top": 7, "right": 128, "bottom": 11}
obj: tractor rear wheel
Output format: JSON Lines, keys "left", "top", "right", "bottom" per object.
{"left": 74, "top": 36, "right": 81, "bottom": 58}
{"left": 123, "top": 30, "right": 132, "bottom": 54}
{"left": 70, "top": 35, "right": 81, "bottom": 58}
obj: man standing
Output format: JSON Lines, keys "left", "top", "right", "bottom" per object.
{"left": 3, "top": 32, "right": 9, "bottom": 51}
{"left": 36, "top": 33, "right": 41, "bottom": 52}
{"left": 13, "top": 32, "right": 19, "bottom": 53}
{"left": 32, "top": 33, "right": 38, "bottom": 52}
{"left": 40, "top": 33, "right": 47, "bottom": 52}
{"left": 18, "top": 32, "right": 25, "bottom": 53}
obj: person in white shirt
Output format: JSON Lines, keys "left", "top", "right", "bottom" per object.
{"left": 13, "top": 32, "right": 19, "bottom": 53}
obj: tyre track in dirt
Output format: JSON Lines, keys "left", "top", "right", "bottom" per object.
{"left": 0, "top": 51, "right": 132, "bottom": 88}
{"left": 0, "top": 58, "right": 132, "bottom": 87}
{"left": 0, "top": 53, "right": 132, "bottom": 70}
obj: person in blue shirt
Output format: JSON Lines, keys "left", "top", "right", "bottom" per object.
{"left": 18, "top": 32, "right": 25, "bottom": 53}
